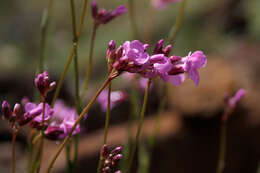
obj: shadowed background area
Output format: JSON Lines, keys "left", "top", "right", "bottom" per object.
{"left": 0, "top": 0, "right": 260, "bottom": 172}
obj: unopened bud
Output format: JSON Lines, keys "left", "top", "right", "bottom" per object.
{"left": 153, "top": 39, "right": 164, "bottom": 54}
{"left": 1, "top": 101, "right": 12, "bottom": 120}
{"left": 163, "top": 44, "right": 172, "bottom": 57}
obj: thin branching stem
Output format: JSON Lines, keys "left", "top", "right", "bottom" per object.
{"left": 51, "top": 0, "right": 88, "bottom": 107}
{"left": 81, "top": 24, "right": 98, "bottom": 99}
{"left": 11, "top": 129, "right": 18, "bottom": 173}
{"left": 39, "top": 0, "right": 54, "bottom": 73}
{"left": 46, "top": 74, "right": 115, "bottom": 173}
{"left": 97, "top": 81, "right": 112, "bottom": 173}
{"left": 128, "top": 0, "right": 139, "bottom": 39}
{"left": 126, "top": 78, "right": 152, "bottom": 173}
{"left": 216, "top": 109, "right": 229, "bottom": 173}
{"left": 168, "top": 0, "right": 187, "bottom": 45}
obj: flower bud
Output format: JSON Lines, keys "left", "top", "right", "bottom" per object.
{"left": 1, "top": 101, "right": 12, "bottom": 120}
{"left": 35, "top": 71, "right": 55, "bottom": 97}
{"left": 163, "top": 44, "right": 172, "bottom": 57}
{"left": 153, "top": 39, "right": 164, "bottom": 54}
{"left": 100, "top": 144, "right": 109, "bottom": 158}
{"left": 91, "top": 0, "right": 98, "bottom": 18}
{"left": 111, "top": 146, "right": 123, "bottom": 156}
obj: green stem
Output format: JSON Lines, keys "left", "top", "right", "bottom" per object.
{"left": 77, "top": 0, "right": 88, "bottom": 38}
{"left": 216, "top": 110, "right": 228, "bottom": 173}
{"left": 12, "top": 129, "right": 18, "bottom": 173}
{"left": 81, "top": 24, "right": 98, "bottom": 99}
{"left": 51, "top": 0, "right": 88, "bottom": 107}
{"left": 97, "top": 81, "right": 112, "bottom": 173}
{"left": 149, "top": 84, "right": 167, "bottom": 149}
{"left": 36, "top": 98, "right": 46, "bottom": 173}
{"left": 126, "top": 78, "right": 152, "bottom": 173}
{"left": 46, "top": 74, "right": 114, "bottom": 173}
{"left": 39, "top": 0, "right": 54, "bottom": 73}
{"left": 67, "top": 0, "right": 81, "bottom": 172}
{"left": 128, "top": 0, "right": 138, "bottom": 39}
{"left": 168, "top": 0, "right": 187, "bottom": 45}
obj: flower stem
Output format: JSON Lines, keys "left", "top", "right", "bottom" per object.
{"left": 11, "top": 129, "right": 18, "bottom": 173}
{"left": 51, "top": 0, "right": 88, "bottom": 107}
{"left": 216, "top": 110, "right": 228, "bottom": 173}
{"left": 96, "top": 81, "right": 112, "bottom": 173}
{"left": 168, "top": 0, "right": 187, "bottom": 44}
{"left": 35, "top": 97, "right": 46, "bottom": 173}
{"left": 81, "top": 24, "right": 98, "bottom": 99}
{"left": 39, "top": 0, "right": 54, "bottom": 73}
{"left": 128, "top": 0, "right": 138, "bottom": 39}
{"left": 149, "top": 84, "right": 167, "bottom": 150}
{"left": 46, "top": 74, "right": 114, "bottom": 173}
{"left": 126, "top": 78, "right": 152, "bottom": 173}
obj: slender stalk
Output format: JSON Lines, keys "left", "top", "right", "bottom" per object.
{"left": 168, "top": 0, "right": 187, "bottom": 44}
{"left": 97, "top": 81, "right": 112, "bottom": 173}
{"left": 126, "top": 78, "right": 152, "bottom": 173}
{"left": 39, "top": 0, "right": 54, "bottom": 73}
{"left": 216, "top": 122, "right": 227, "bottom": 173}
{"left": 67, "top": 0, "right": 81, "bottom": 172}
{"left": 128, "top": 0, "right": 139, "bottom": 39}
{"left": 36, "top": 97, "right": 46, "bottom": 173}
{"left": 81, "top": 24, "right": 98, "bottom": 99}
{"left": 149, "top": 84, "right": 167, "bottom": 149}
{"left": 11, "top": 129, "right": 18, "bottom": 173}
{"left": 46, "top": 75, "right": 114, "bottom": 173}
{"left": 51, "top": 0, "right": 88, "bottom": 107}
{"left": 216, "top": 110, "right": 228, "bottom": 173}
{"left": 77, "top": 0, "right": 88, "bottom": 38}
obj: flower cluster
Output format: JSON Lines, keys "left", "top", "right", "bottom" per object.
{"left": 91, "top": 0, "right": 127, "bottom": 26}
{"left": 100, "top": 145, "right": 123, "bottom": 173}
{"left": 151, "top": 0, "right": 181, "bottom": 10}
{"left": 1, "top": 72, "right": 80, "bottom": 140}
{"left": 106, "top": 39, "right": 207, "bottom": 86}
{"left": 98, "top": 89, "right": 127, "bottom": 112}
{"left": 45, "top": 100, "right": 80, "bottom": 140}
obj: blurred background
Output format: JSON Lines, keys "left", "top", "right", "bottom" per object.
{"left": 0, "top": 0, "right": 260, "bottom": 172}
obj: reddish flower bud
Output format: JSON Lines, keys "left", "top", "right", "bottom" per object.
{"left": 1, "top": 100, "right": 12, "bottom": 120}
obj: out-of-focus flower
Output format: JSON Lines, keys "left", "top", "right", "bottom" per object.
{"left": 91, "top": 0, "right": 127, "bottom": 26}
{"left": 151, "top": 0, "right": 180, "bottom": 10}
{"left": 97, "top": 89, "right": 127, "bottom": 112}
{"left": 100, "top": 145, "right": 123, "bottom": 173}
{"left": 34, "top": 71, "right": 56, "bottom": 97}
{"left": 226, "top": 89, "right": 246, "bottom": 109}
{"left": 44, "top": 100, "right": 80, "bottom": 140}
{"left": 21, "top": 102, "right": 54, "bottom": 129}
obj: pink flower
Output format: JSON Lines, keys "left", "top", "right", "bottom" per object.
{"left": 98, "top": 89, "right": 127, "bottom": 112}
{"left": 23, "top": 102, "right": 54, "bottom": 129}
{"left": 227, "top": 89, "right": 246, "bottom": 109}
{"left": 151, "top": 0, "right": 181, "bottom": 10}
{"left": 45, "top": 100, "right": 80, "bottom": 140}
{"left": 183, "top": 51, "right": 207, "bottom": 86}
{"left": 92, "top": 0, "right": 127, "bottom": 25}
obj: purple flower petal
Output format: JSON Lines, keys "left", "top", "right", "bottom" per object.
{"left": 169, "top": 73, "right": 185, "bottom": 86}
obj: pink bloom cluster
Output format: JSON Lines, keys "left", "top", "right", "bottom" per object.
{"left": 106, "top": 39, "right": 207, "bottom": 86}
{"left": 1, "top": 72, "right": 80, "bottom": 140}
{"left": 151, "top": 0, "right": 181, "bottom": 10}
{"left": 45, "top": 100, "right": 80, "bottom": 140}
